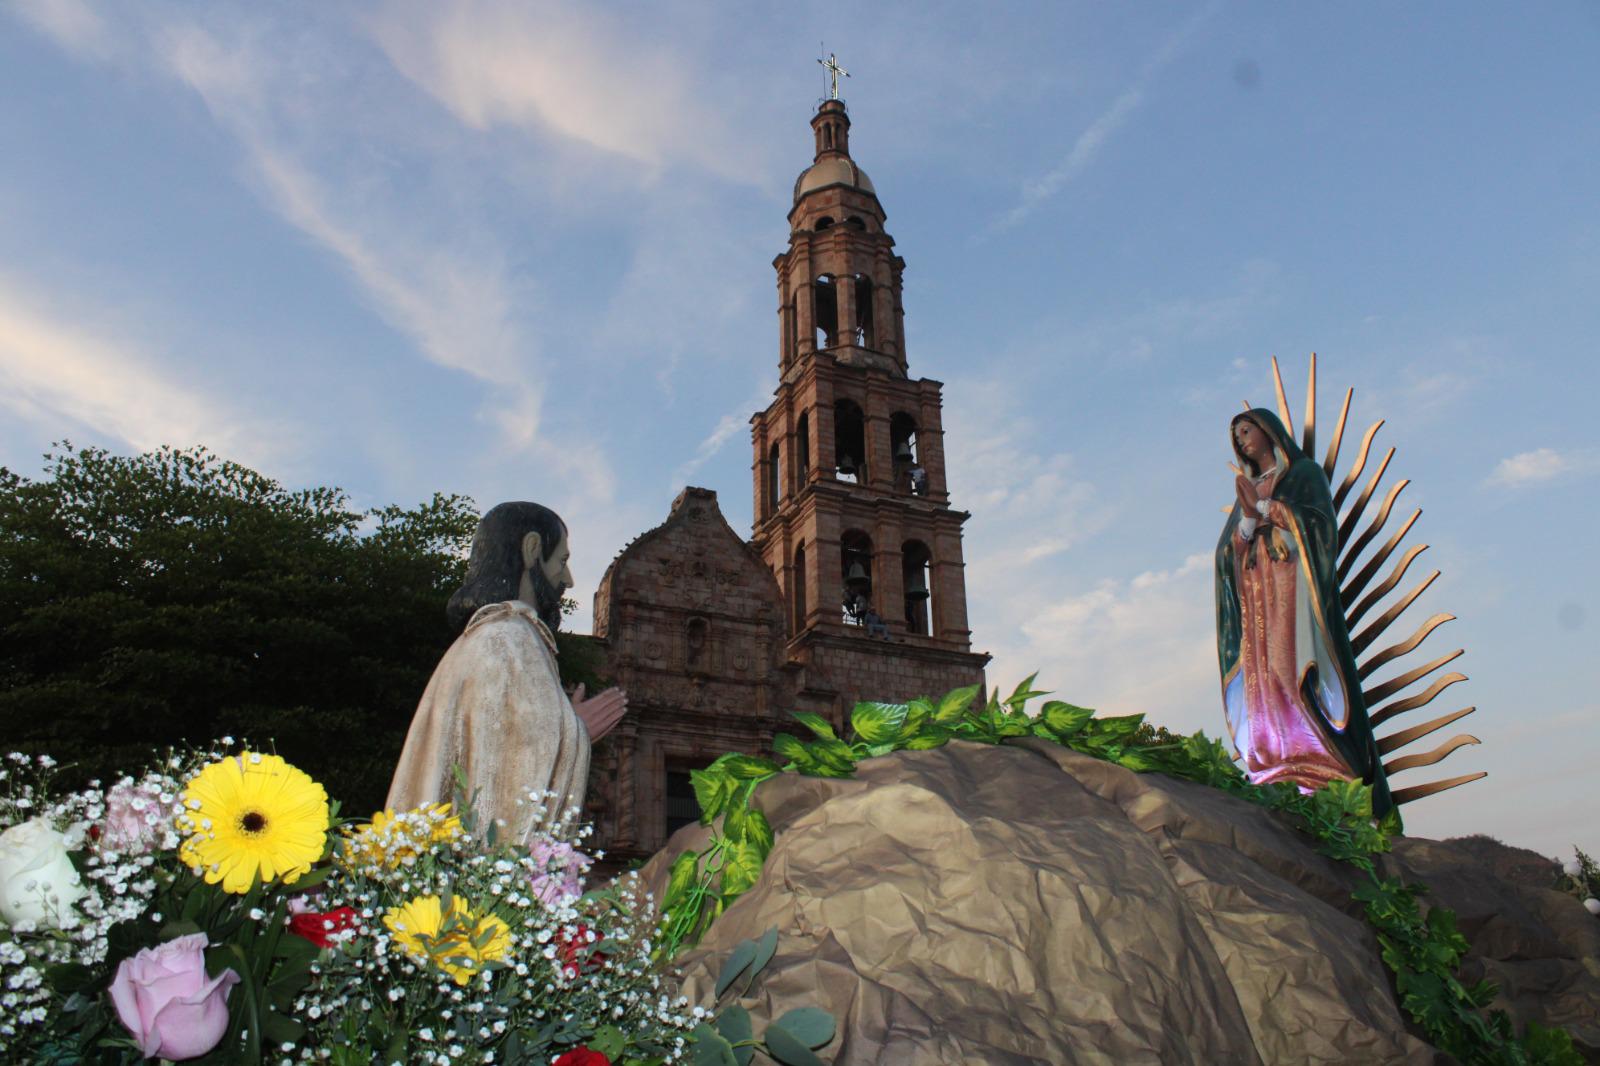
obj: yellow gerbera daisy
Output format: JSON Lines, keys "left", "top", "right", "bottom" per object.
{"left": 342, "top": 802, "right": 462, "bottom": 870}
{"left": 383, "top": 894, "right": 512, "bottom": 986}
{"left": 177, "top": 752, "right": 329, "bottom": 895}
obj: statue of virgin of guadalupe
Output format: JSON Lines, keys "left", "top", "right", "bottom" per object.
{"left": 1214, "top": 408, "right": 1396, "bottom": 820}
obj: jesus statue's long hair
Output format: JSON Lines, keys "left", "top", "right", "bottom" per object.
{"left": 447, "top": 501, "right": 567, "bottom": 633}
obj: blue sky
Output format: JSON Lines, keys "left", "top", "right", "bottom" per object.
{"left": 2, "top": 1, "right": 1596, "bottom": 857}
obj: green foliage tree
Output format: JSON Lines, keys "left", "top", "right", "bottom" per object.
{"left": 0, "top": 443, "right": 480, "bottom": 813}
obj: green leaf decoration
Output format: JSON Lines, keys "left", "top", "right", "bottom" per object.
{"left": 771, "top": 1007, "right": 836, "bottom": 1049}
{"left": 691, "top": 767, "right": 736, "bottom": 822}
{"left": 851, "top": 701, "right": 909, "bottom": 744}
{"left": 715, "top": 939, "right": 758, "bottom": 1000}
{"left": 1088, "top": 712, "right": 1145, "bottom": 742}
{"left": 902, "top": 727, "right": 952, "bottom": 750}
{"left": 1116, "top": 748, "right": 1155, "bottom": 772}
{"left": 772, "top": 732, "right": 817, "bottom": 771}
{"left": 740, "top": 808, "right": 775, "bottom": 855}
{"left": 902, "top": 696, "right": 936, "bottom": 735}
{"left": 652, "top": 670, "right": 1581, "bottom": 1064}
{"left": 721, "top": 754, "right": 785, "bottom": 780}
{"left": 664, "top": 849, "right": 700, "bottom": 904}
{"left": 715, "top": 1005, "right": 755, "bottom": 1066}
{"left": 764, "top": 1023, "right": 826, "bottom": 1066}
{"left": 720, "top": 837, "right": 767, "bottom": 897}
{"left": 790, "top": 711, "right": 837, "bottom": 740}
{"left": 1038, "top": 700, "right": 1094, "bottom": 738}
{"left": 934, "top": 683, "right": 982, "bottom": 722}
{"left": 692, "top": 1022, "right": 739, "bottom": 1066}
{"left": 1004, "top": 671, "right": 1050, "bottom": 711}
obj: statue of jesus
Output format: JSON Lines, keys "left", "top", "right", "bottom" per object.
{"left": 386, "top": 501, "right": 627, "bottom": 842}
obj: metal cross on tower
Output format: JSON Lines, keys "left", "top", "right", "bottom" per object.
{"left": 818, "top": 51, "right": 849, "bottom": 100}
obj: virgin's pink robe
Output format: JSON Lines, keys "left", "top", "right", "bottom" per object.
{"left": 1226, "top": 524, "right": 1354, "bottom": 789}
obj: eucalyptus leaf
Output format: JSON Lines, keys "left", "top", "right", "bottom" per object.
{"left": 772, "top": 1007, "right": 835, "bottom": 1049}
{"left": 715, "top": 939, "right": 758, "bottom": 999}
{"left": 715, "top": 1005, "right": 755, "bottom": 1066}
{"left": 763, "top": 1023, "right": 825, "bottom": 1066}
{"left": 748, "top": 926, "right": 780, "bottom": 981}
{"left": 691, "top": 1023, "right": 738, "bottom": 1066}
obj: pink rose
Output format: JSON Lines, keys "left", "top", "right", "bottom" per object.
{"left": 109, "top": 933, "right": 240, "bottom": 1060}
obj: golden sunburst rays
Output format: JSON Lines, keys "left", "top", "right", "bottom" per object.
{"left": 1245, "top": 355, "right": 1486, "bottom": 805}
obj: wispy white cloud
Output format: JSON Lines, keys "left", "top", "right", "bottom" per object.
{"left": 160, "top": 25, "right": 527, "bottom": 386}
{"left": 1486, "top": 447, "right": 1598, "bottom": 488}
{"left": 995, "top": 88, "right": 1144, "bottom": 231}
{"left": 993, "top": 2, "right": 1218, "bottom": 230}
{"left": 368, "top": 0, "right": 765, "bottom": 184}
{"left": 1017, "top": 552, "right": 1218, "bottom": 730}
{"left": 670, "top": 388, "right": 771, "bottom": 490}
{"left": 9, "top": 0, "right": 111, "bottom": 58}
{"left": 0, "top": 278, "right": 283, "bottom": 462}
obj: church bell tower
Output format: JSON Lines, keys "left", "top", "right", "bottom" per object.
{"left": 750, "top": 94, "right": 988, "bottom": 722}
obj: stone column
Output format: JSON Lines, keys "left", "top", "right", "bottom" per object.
{"left": 836, "top": 272, "right": 856, "bottom": 349}
{"left": 793, "top": 255, "right": 815, "bottom": 356}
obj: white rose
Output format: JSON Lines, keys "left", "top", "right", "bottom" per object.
{"left": 1585, "top": 898, "right": 1600, "bottom": 917}
{"left": 0, "top": 817, "right": 86, "bottom": 928}
{"left": 1563, "top": 858, "right": 1584, "bottom": 879}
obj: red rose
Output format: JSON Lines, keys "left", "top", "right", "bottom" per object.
{"left": 287, "top": 906, "right": 360, "bottom": 948}
{"left": 553, "top": 1049, "right": 611, "bottom": 1066}
{"left": 555, "top": 923, "right": 607, "bottom": 977}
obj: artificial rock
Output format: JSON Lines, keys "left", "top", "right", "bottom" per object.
{"left": 644, "top": 740, "right": 1600, "bottom": 1065}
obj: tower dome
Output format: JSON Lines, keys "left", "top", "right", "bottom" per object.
{"left": 793, "top": 157, "right": 875, "bottom": 203}
{"left": 792, "top": 99, "right": 878, "bottom": 206}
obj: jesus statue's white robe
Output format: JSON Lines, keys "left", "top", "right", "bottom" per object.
{"left": 386, "top": 600, "right": 590, "bottom": 843}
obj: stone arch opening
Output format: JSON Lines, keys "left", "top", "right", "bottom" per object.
{"left": 853, "top": 274, "right": 875, "bottom": 348}
{"left": 902, "top": 540, "right": 934, "bottom": 637}
{"left": 834, "top": 399, "right": 865, "bottom": 484}
{"left": 796, "top": 411, "right": 811, "bottom": 479}
{"left": 841, "top": 530, "right": 874, "bottom": 627}
{"left": 766, "top": 441, "right": 781, "bottom": 513}
{"left": 891, "top": 412, "right": 925, "bottom": 494}
{"left": 813, "top": 274, "right": 838, "bottom": 349}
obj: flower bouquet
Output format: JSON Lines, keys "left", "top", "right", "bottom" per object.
{"left": 0, "top": 745, "right": 695, "bottom": 1064}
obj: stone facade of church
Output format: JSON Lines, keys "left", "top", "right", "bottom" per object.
{"left": 583, "top": 98, "right": 989, "bottom": 869}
